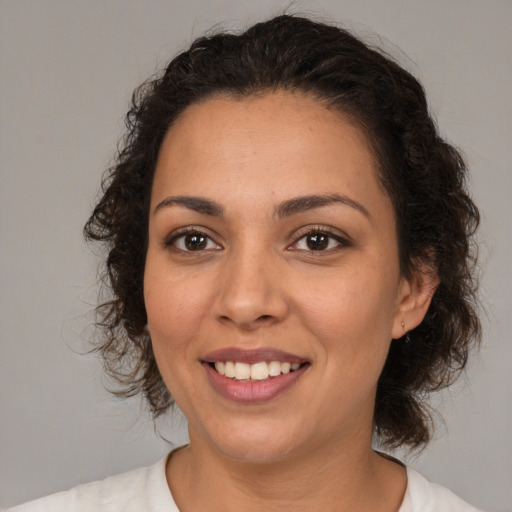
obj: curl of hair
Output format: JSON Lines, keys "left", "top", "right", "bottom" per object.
{"left": 84, "top": 15, "right": 480, "bottom": 449}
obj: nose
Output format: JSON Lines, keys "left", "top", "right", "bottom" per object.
{"left": 213, "top": 249, "right": 289, "bottom": 331}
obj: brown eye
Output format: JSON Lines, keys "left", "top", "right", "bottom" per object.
{"left": 170, "top": 230, "right": 221, "bottom": 252}
{"left": 306, "top": 233, "right": 329, "bottom": 250}
{"left": 292, "top": 229, "right": 349, "bottom": 252}
{"left": 184, "top": 233, "right": 207, "bottom": 251}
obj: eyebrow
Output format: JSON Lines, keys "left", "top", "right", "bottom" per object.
{"left": 275, "top": 194, "right": 370, "bottom": 219}
{"left": 153, "top": 193, "right": 370, "bottom": 219}
{"left": 153, "top": 195, "right": 224, "bottom": 217}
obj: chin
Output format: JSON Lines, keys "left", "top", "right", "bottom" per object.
{"left": 198, "top": 420, "right": 306, "bottom": 464}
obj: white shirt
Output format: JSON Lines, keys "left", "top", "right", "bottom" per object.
{"left": 5, "top": 453, "right": 482, "bottom": 511}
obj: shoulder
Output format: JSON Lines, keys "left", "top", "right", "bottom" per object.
{"left": 4, "top": 454, "right": 178, "bottom": 512}
{"left": 400, "top": 467, "right": 483, "bottom": 512}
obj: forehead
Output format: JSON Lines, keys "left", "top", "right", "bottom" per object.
{"left": 151, "top": 91, "right": 391, "bottom": 222}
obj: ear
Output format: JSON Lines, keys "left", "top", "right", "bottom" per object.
{"left": 392, "top": 262, "right": 439, "bottom": 339}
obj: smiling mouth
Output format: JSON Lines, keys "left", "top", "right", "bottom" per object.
{"left": 210, "top": 361, "right": 308, "bottom": 381}
{"left": 203, "top": 350, "right": 310, "bottom": 402}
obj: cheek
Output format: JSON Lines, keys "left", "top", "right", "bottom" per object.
{"left": 143, "top": 260, "right": 216, "bottom": 370}
{"left": 143, "top": 276, "right": 209, "bottom": 409}
{"left": 145, "top": 250, "right": 209, "bottom": 325}
{"left": 298, "top": 266, "right": 397, "bottom": 334}
{"left": 295, "top": 266, "right": 398, "bottom": 371}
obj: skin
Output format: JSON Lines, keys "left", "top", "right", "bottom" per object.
{"left": 144, "top": 91, "right": 437, "bottom": 511}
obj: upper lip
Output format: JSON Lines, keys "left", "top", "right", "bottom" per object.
{"left": 202, "top": 347, "right": 308, "bottom": 365}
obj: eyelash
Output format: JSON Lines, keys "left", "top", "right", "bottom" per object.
{"left": 164, "top": 226, "right": 351, "bottom": 254}
{"left": 289, "top": 227, "right": 351, "bottom": 253}
{"left": 164, "top": 227, "right": 221, "bottom": 253}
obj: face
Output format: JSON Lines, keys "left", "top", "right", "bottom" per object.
{"left": 144, "top": 91, "right": 412, "bottom": 463}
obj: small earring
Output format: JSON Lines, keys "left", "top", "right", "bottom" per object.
{"left": 400, "top": 321, "right": 410, "bottom": 343}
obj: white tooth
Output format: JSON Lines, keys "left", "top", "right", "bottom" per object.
{"left": 214, "top": 361, "right": 225, "bottom": 375}
{"left": 281, "top": 362, "right": 291, "bottom": 374}
{"left": 234, "top": 362, "right": 251, "bottom": 380}
{"left": 225, "top": 361, "right": 236, "bottom": 378}
{"left": 269, "top": 361, "right": 281, "bottom": 377}
{"left": 250, "top": 362, "right": 269, "bottom": 380}
{"left": 291, "top": 363, "right": 300, "bottom": 371}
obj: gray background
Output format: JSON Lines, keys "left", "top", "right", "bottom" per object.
{"left": 1, "top": 0, "right": 510, "bottom": 510}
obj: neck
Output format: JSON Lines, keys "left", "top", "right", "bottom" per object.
{"left": 166, "top": 430, "right": 406, "bottom": 512}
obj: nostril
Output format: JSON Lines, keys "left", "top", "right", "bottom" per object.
{"left": 258, "top": 315, "right": 272, "bottom": 321}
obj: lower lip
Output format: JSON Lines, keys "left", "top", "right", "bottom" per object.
{"left": 203, "top": 363, "right": 309, "bottom": 403}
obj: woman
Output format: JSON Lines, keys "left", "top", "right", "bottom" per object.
{"left": 8, "top": 14, "right": 482, "bottom": 512}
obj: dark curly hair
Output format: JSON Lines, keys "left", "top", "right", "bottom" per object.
{"left": 84, "top": 15, "right": 480, "bottom": 449}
